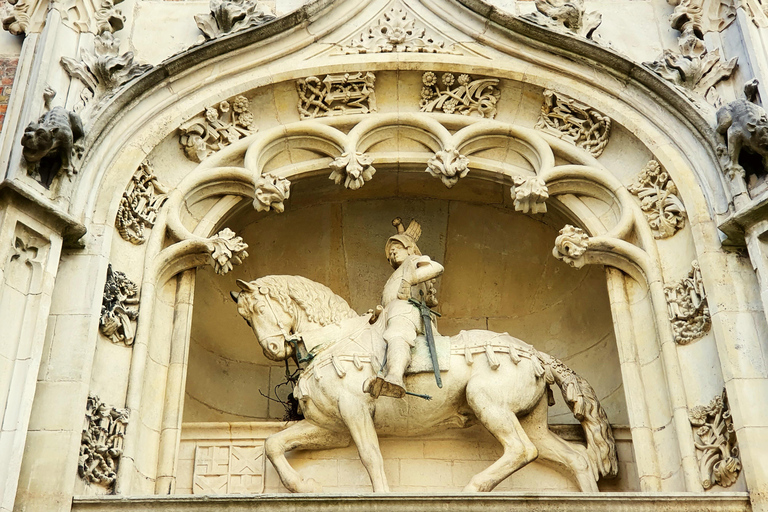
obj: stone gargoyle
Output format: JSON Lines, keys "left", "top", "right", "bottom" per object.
{"left": 715, "top": 79, "right": 768, "bottom": 182}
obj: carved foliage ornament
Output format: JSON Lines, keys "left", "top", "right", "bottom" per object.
{"left": 209, "top": 228, "right": 249, "bottom": 275}
{"left": 535, "top": 90, "right": 611, "bottom": 158}
{"left": 426, "top": 148, "right": 469, "bottom": 188}
{"left": 116, "top": 162, "right": 168, "bottom": 244}
{"left": 179, "top": 95, "right": 255, "bottom": 162}
{"left": 79, "top": 395, "right": 129, "bottom": 489}
{"left": 297, "top": 72, "right": 377, "bottom": 120}
{"left": 511, "top": 176, "right": 549, "bottom": 214}
{"left": 689, "top": 390, "right": 741, "bottom": 489}
{"left": 100, "top": 264, "right": 139, "bottom": 346}
{"left": 195, "top": 0, "right": 275, "bottom": 41}
{"left": 523, "top": 0, "right": 602, "bottom": 41}
{"left": 329, "top": 152, "right": 376, "bottom": 190}
{"left": 627, "top": 159, "right": 686, "bottom": 239}
{"left": 664, "top": 260, "right": 711, "bottom": 344}
{"left": 552, "top": 224, "right": 589, "bottom": 266}
{"left": 254, "top": 173, "right": 291, "bottom": 212}
{"left": 420, "top": 72, "right": 500, "bottom": 119}
{"left": 3, "top": 0, "right": 125, "bottom": 35}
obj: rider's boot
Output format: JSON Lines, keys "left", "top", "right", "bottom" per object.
{"left": 380, "top": 341, "right": 411, "bottom": 399}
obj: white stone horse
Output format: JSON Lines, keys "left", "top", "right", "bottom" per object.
{"left": 231, "top": 275, "right": 618, "bottom": 493}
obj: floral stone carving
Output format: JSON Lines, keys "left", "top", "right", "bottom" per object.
{"left": 195, "top": 0, "right": 275, "bottom": 40}
{"left": 337, "top": 4, "right": 451, "bottom": 54}
{"left": 100, "top": 264, "right": 139, "bottom": 346}
{"left": 535, "top": 90, "right": 611, "bottom": 158}
{"left": 79, "top": 395, "right": 129, "bottom": 489}
{"left": 297, "top": 72, "right": 377, "bottom": 119}
{"left": 116, "top": 161, "right": 168, "bottom": 244}
{"left": 716, "top": 79, "right": 768, "bottom": 182}
{"left": 664, "top": 260, "right": 711, "bottom": 344}
{"left": 689, "top": 390, "right": 741, "bottom": 489}
{"left": 208, "top": 228, "right": 249, "bottom": 274}
{"left": 627, "top": 159, "right": 686, "bottom": 239}
{"left": 523, "top": 0, "right": 602, "bottom": 40}
{"left": 61, "top": 31, "right": 152, "bottom": 117}
{"left": 329, "top": 152, "right": 376, "bottom": 190}
{"left": 426, "top": 148, "right": 469, "bottom": 188}
{"left": 419, "top": 72, "right": 500, "bottom": 118}
{"left": 552, "top": 224, "right": 589, "bottom": 266}
{"left": 179, "top": 95, "right": 255, "bottom": 162}
{"left": 511, "top": 176, "right": 549, "bottom": 214}
{"left": 253, "top": 173, "right": 290, "bottom": 212}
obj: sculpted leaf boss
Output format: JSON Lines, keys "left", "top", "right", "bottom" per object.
{"left": 231, "top": 218, "right": 618, "bottom": 492}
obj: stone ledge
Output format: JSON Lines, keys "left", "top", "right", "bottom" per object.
{"left": 73, "top": 493, "right": 751, "bottom": 512}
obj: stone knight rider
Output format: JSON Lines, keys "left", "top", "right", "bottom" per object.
{"left": 364, "top": 218, "right": 444, "bottom": 399}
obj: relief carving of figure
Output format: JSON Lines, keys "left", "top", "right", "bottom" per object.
{"left": 231, "top": 217, "right": 618, "bottom": 494}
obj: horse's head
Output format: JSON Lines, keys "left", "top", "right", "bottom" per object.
{"left": 231, "top": 278, "right": 296, "bottom": 361}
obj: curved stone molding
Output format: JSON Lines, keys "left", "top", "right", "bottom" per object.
{"left": 179, "top": 95, "right": 255, "bottom": 162}
{"left": 419, "top": 72, "right": 500, "bottom": 118}
{"left": 329, "top": 152, "right": 376, "bottom": 190}
{"left": 78, "top": 395, "right": 129, "bottom": 490}
{"left": 627, "top": 159, "right": 686, "bottom": 239}
{"left": 689, "top": 390, "right": 741, "bottom": 489}
{"left": 511, "top": 176, "right": 548, "bottom": 214}
{"left": 195, "top": 0, "right": 276, "bottom": 41}
{"left": 254, "top": 173, "right": 290, "bottom": 212}
{"left": 552, "top": 225, "right": 589, "bottom": 266}
{"left": 522, "top": 0, "right": 602, "bottom": 41}
{"left": 426, "top": 148, "right": 469, "bottom": 188}
{"left": 664, "top": 260, "right": 711, "bottom": 345}
{"left": 535, "top": 90, "right": 611, "bottom": 158}
{"left": 115, "top": 161, "right": 168, "bottom": 245}
{"left": 100, "top": 264, "right": 139, "bottom": 346}
{"left": 209, "top": 228, "right": 249, "bottom": 275}
{"left": 297, "top": 72, "right": 377, "bottom": 119}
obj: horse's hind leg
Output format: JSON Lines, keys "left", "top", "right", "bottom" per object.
{"left": 338, "top": 394, "right": 389, "bottom": 492}
{"left": 264, "top": 419, "right": 351, "bottom": 493}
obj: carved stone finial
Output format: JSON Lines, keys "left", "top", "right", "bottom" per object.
{"left": 329, "top": 152, "right": 376, "bottom": 190}
{"left": 419, "top": 72, "right": 500, "bottom": 118}
{"left": 535, "top": 90, "right": 611, "bottom": 158}
{"left": 664, "top": 260, "right": 711, "bottom": 344}
{"left": 627, "top": 159, "right": 686, "bottom": 239}
{"left": 208, "top": 228, "right": 249, "bottom": 275}
{"left": 689, "top": 390, "right": 741, "bottom": 489}
{"left": 297, "top": 72, "right": 377, "bottom": 120}
{"left": 253, "top": 173, "right": 290, "bottom": 212}
{"left": 116, "top": 161, "right": 168, "bottom": 245}
{"left": 552, "top": 225, "right": 589, "bottom": 266}
{"left": 511, "top": 176, "right": 549, "bottom": 214}
{"left": 426, "top": 148, "right": 469, "bottom": 188}
{"left": 194, "top": 0, "right": 275, "bottom": 41}
{"left": 523, "top": 0, "right": 602, "bottom": 40}
{"left": 79, "top": 395, "right": 129, "bottom": 490}
{"left": 100, "top": 264, "right": 139, "bottom": 346}
{"left": 179, "top": 95, "right": 255, "bottom": 162}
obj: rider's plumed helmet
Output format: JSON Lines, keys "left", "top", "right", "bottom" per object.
{"left": 385, "top": 217, "right": 422, "bottom": 258}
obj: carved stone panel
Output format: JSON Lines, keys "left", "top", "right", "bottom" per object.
{"left": 179, "top": 95, "right": 255, "bottom": 162}
{"left": 116, "top": 161, "right": 168, "bottom": 244}
{"left": 689, "top": 390, "right": 741, "bottom": 489}
{"left": 664, "top": 260, "right": 711, "bottom": 344}
{"left": 627, "top": 159, "right": 686, "bottom": 239}
{"left": 193, "top": 442, "right": 266, "bottom": 494}
{"left": 297, "top": 72, "right": 377, "bottom": 119}
{"left": 99, "top": 264, "right": 139, "bottom": 346}
{"left": 78, "top": 395, "right": 129, "bottom": 490}
{"left": 535, "top": 90, "right": 611, "bottom": 157}
{"left": 419, "top": 72, "right": 500, "bottom": 118}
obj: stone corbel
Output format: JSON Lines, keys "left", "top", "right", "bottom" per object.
{"left": 253, "top": 173, "right": 290, "bottom": 212}
{"left": 426, "top": 148, "right": 469, "bottom": 188}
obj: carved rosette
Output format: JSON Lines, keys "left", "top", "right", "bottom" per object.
{"left": 253, "top": 173, "right": 291, "bottom": 212}
{"left": 420, "top": 72, "right": 500, "bottom": 118}
{"left": 100, "top": 264, "right": 139, "bottom": 346}
{"left": 511, "top": 176, "right": 549, "bottom": 214}
{"left": 627, "top": 159, "right": 686, "bottom": 239}
{"left": 208, "top": 228, "right": 249, "bottom": 275}
{"left": 116, "top": 162, "right": 168, "bottom": 244}
{"left": 329, "top": 152, "right": 376, "bottom": 190}
{"left": 552, "top": 225, "right": 589, "bottom": 266}
{"left": 297, "top": 72, "right": 377, "bottom": 120}
{"left": 535, "top": 90, "right": 611, "bottom": 157}
{"left": 195, "top": 0, "right": 275, "bottom": 40}
{"left": 79, "top": 395, "right": 129, "bottom": 489}
{"left": 426, "top": 148, "right": 469, "bottom": 188}
{"left": 523, "top": 0, "right": 602, "bottom": 41}
{"left": 689, "top": 390, "right": 741, "bottom": 489}
{"left": 179, "top": 95, "right": 255, "bottom": 162}
{"left": 664, "top": 260, "right": 711, "bottom": 344}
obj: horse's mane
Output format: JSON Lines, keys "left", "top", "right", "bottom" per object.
{"left": 253, "top": 275, "right": 358, "bottom": 326}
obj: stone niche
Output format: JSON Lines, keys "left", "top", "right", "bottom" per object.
{"left": 179, "top": 171, "right": 636, "bottom": 493}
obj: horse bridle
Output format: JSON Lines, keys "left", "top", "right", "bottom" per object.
{"left": 255, "top": 290, "right": 310, "bottom": 363}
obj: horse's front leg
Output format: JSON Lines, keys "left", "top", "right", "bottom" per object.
{"left": 264, "top": 419, "right": 351, "bottom": 493}
{"left": 338, "top": 394, "right": 389, "bottom": 492}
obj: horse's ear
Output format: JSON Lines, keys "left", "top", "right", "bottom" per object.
{"left": 230, "top": 291, "right": 240, "bottom": 302}
{"left": 236, "top": 279, "right": 255, "bottom": 291}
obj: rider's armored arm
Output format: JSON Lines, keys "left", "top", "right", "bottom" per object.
{"left": 409, "top": 256, "right": 444, "bottom": 285}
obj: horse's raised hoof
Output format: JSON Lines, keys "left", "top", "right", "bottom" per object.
{"left": 296, "top": 478, "right": 323, "bottom": 493}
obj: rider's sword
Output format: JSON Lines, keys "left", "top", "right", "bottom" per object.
{"left": 409, "top": 291, "right": 442, "bottom": 389}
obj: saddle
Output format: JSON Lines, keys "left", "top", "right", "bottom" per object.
{"left": 406, "top": 334, "right": 451, "bottom": 375}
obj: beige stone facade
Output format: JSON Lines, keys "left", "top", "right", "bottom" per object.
{"left": 2, "top": 0, "right": 768, "bottom": 509}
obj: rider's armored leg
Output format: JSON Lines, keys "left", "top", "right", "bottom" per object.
{"left": 380, "top": 338, "right": 411, "bottom": 398}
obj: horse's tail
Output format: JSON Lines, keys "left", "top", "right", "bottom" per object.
{"left": 536, "top": 351, "right": 618, "bottom": 480}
